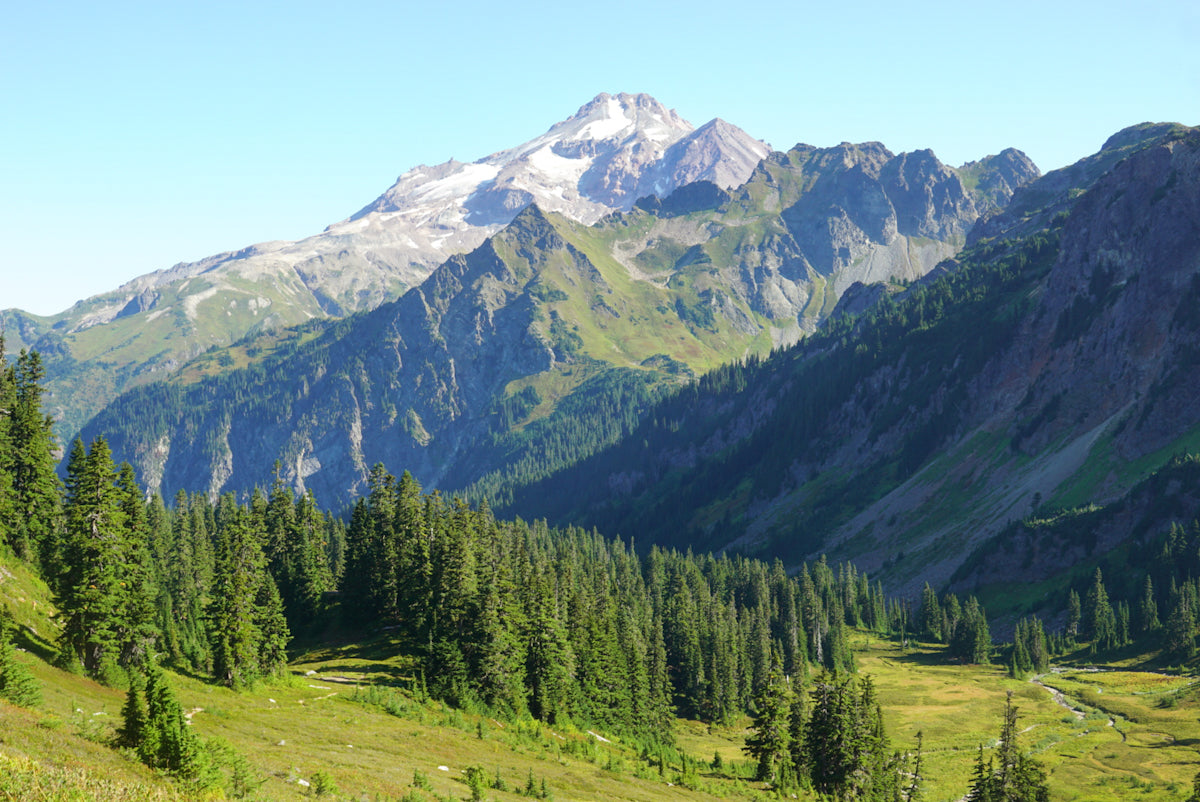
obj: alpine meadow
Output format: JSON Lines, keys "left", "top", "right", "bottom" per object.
{"left": 5, "top": 89, "right": 1200, "bottom": 802}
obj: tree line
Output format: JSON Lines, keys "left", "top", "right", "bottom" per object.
{"left": 339, "top": 462, "right": 907, "bottom": 732}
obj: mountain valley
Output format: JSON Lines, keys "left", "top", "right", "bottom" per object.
{"left": 5, "top": 95, "right": 1200, "bottom": 802}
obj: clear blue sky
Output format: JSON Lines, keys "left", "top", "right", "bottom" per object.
{"left": 2, "top": 0, "right": 1196, "bottom": 316}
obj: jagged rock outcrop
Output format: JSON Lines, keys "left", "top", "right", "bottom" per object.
{"left": 498, "top": 123, "right": 1199, "bottom": 599}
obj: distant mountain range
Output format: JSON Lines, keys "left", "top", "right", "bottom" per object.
{"left": 72, "top": 100, "right": 1035, "bottom": 506}
{"left": 2, "top": 93, "right": 769, "bottom": 438}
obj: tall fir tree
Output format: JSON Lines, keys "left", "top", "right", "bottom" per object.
{"left": 1138, "top": 575, "right": 1160, "bottom": 635}
{"left": 0, "top": 605, "right": 41, "bottom": 707}
{"left": 743, "top": 649, "right": 791, "bottom": 783}
{"left": 965, "top": 692, "right": 1050, "bottom": 802}
{"left": 57, "top": 437, "right": 131, "bottom": 679}
{"left": 6, "top": 350, "right": 61, "bottom": 568}
{"left": 1083, "top": 568, "right": 1118, "bottom": 651}
{"left": 113, "top": 463, "right": 160, "bottom": 667}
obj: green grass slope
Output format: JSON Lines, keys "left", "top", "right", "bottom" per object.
{"left": 6, "top": 546, "right": 1200, "bottom": 801}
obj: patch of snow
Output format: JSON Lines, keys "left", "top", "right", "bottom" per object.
{"left": 438, "top": 766, "right": 450, "bottom": 772}
{"left": 578, "top": 96, "right": 632, "bottom": 140}
{"left": 411, "top": 162, "right": 500, "bottom": 204}
{"left": 527, "top": 145, "right": 590, "bottom": 182}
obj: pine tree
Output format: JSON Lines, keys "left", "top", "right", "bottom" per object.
{"left": 951, "top": 597, "right": 991, "bottom": 664}
{"left": 7, "top": 350, "right": 61, "bottom": 568}
{"left": 1083, "top": 568, "right": 1117, "bottom": 651}
{"left": 0, "top": 606, "right": 41, "bottom": 707}
{"left": 907, "top": 730, "right": 924, "bottom": 802}
{"left": 965, "top": 745, "right": 995, "bottom": 802}
{"left": 1165, "top": 586, "right": 1196, "bottom": 658}
{"left": 114, "top": 463, "right": 159, "bottom": 667}
{"left": 804, "top": 674, "right": 854, "bottom": 794}
{"left": 0, "top": 342, "right": 17, "bottom": 556}
{"left": 786, "top": 685, "right": 808, "bottom": 784}
{"left": 1138, "top": 575, "right": 1160, "bottom": 635}
{"left": 116, "top": 674, "right": 147, "bottom": 750}
{"left": 255, "top": 574, "right": 290, "bottom": 679}
{"left": 525, "top": 568, "right": 574, "bottom": 724}
{"left": 57, "top": 437, "right": 130, "bottom": 679}
{"left": 966, "top": 692, "right": 1050, "bottom": 802}
{"left": 209, "top": 501, "right": 264, "bottom": 688}
{"left": 209, "top": 500, "right": 290, "bottom": 687}
{"left": 917, "top": 583, "right": 942, "bottom": 642}
{"left": 472, "top": 541, "right": 528, "bottom": 716}
{"left": 1066, "top": 589, "right": 1081, "bottom": 641}
{"left": 743, "top": 650, "right": 791, "bottom": 783}
{"left": 139, "top": 662, "right": 209, "bottom": 779}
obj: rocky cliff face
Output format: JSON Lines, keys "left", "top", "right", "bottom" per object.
{"left": 80, "top": 133, "right": 1036, "bottom": 507}
{"left": 824, "top": 124, "right": 1200, "bottom": 592}
{"left": 500, "top": 123, "right": 1199, "bottom": 598}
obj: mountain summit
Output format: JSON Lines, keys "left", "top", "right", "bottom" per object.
{"left": 350, "top": 91, "right": 768, "bottom": 236}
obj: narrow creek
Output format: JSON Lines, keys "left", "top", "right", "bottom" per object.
{"left": 1031, "top": 672, "right": 1125, "bottom": 742}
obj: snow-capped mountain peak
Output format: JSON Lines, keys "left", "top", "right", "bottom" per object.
{"left": 353, "top": 92, "right": 764, "bottom": 228}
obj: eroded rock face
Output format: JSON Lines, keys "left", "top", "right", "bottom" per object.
{"left": 997, "top": 129, "right": 1200, "bottom": 461}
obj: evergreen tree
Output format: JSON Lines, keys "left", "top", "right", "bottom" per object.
{"left": 804, "top": 674, "right": 855, "bottom": 795}
{"left": 57, "top": 437, "right": 131, "bottom": 678}
{"left": 951, "top": 597, "right": 991, "bottom": 664}
{"left": 209, "top": 502, "right": 265, "bottom": 688}
{"left": 743, "top": 650, "right": 790, "bottom": 783}
{"left": 1138, "top": 575, "right": 1160, "bottom": 635}
{"left": 471, "top": 539, "right": 528, "bottom": 716}
{"left": 786, "top": 686, "right": 808, "bottom": 785}
{"left": 138, "top": 662, "right": 209, "bottom": 780}
{"left": 1083, "top": 568, "right": 1117, "bottom": 651}
{"left": 1165, "top": 585, "right": 1196, "bottom": 658}
{"left": 113, "top": 463, "right": 159, "bottom": 667}
{"left": 0, "top": 343, "right": 17, "bottom": 556}
{"left": 965, "top": 692, "right": 1050, "bottom": 802}
{"left": 116, "top": 674, "right": 147, "bottom": 750}
{"left": 917, "top": 583, "right": 942, "bottom": 642}
{"left": 0, "top": 606, "right": 41, "bottom": 707}
{"left": 209, "top": 500, "right": 290, "bottom": 687}
{"left": 525, "top": 568, "right": 574, "bottom": 724}
{"left": 255, "top": 574, "right": 290, "bottom": 679}
{"left": 7, "top": 350, "right": 61, "bottom": 568}
{"left": 1065, "top": 589, "right": 1081, "bottom": 641}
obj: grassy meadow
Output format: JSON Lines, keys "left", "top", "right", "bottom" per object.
{"left": 4, "top": 550, "right": 1200, "bottom": 801}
